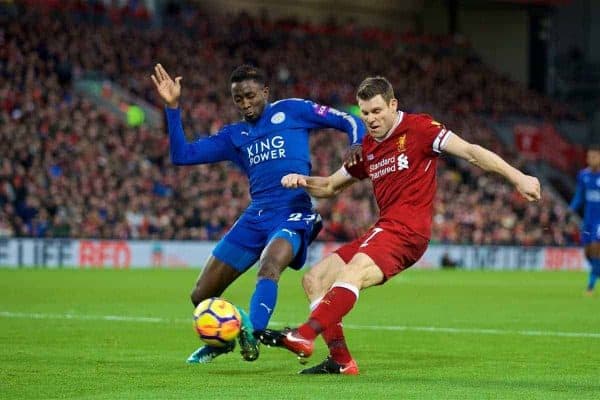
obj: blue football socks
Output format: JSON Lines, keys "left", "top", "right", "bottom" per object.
{"left": 587, "top": 258, "right": 600, "bottom": 291}
{"left": 249, "top": 278, "right": 278, "bottom": 331}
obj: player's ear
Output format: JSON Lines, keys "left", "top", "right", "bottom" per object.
{"left": 389, "top": 98, "right": 398, "bottom": 112}
{"left": 262, "top": 85, "right": 270, "bottom": 100}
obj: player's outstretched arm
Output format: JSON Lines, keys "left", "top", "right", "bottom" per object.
{"left": 443, "top": 133, "right": 541, "bottom": 202}
{"left": 151, "top": 64, "right": 234, "bottom": 166}
{"left": 281, "top": 168, "right": 357, "bottom": 198}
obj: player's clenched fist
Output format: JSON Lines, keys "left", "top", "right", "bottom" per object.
{"left": 516, "top": 174, "right": 541, "bottom": 202}
{"left": 281, "top": 174, "right": 308, "bottom": 189}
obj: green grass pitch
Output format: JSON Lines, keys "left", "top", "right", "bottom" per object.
{"left": 1, "top": 268, "right": 599, "bottom": 399}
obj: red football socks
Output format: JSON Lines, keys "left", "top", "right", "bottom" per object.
{"left": 322, "top": 322, "right": 353, "bottom": 364}
{"left": 298, "top": 284, "right": 358, "bottom": 340}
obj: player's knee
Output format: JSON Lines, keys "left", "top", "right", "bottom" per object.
{"left": 190, "top": 286, "right": 207, "bottom": 307}
{"left": 588, "top": 243, "right": 600, "bottom": 259}
{"left": 338, "top": 262, "right": 382, "bottom": 289}
{"left": 302, "top": 270, "right": 320, "bottom": 296}
{"left": 336, "top": 271, "right": 363, "bottom": 289}
{"left": 257, "top": 258, "right": 285, "bottom": 282}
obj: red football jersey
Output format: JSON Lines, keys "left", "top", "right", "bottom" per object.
{"left": 345, "top": 111, "right": 452, "bottom": 239}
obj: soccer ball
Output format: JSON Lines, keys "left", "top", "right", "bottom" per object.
{"left": 193, "top": 297, "right": 242, "bottom": 347}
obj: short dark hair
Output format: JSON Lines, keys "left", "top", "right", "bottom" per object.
{"left": 356, "top": 76, "right": 394, "bottom": 103}
{"left": 230, "top": 65, "right": 267, "bottom": 86}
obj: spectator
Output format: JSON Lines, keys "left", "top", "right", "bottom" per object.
{"left": 0, "top": 4, "right": 581, "bottom": 246}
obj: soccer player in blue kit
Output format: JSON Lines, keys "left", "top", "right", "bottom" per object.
{"left": 569, "top": 144, "right": 600, "bottom": 295}
{"left": 151, "top": 64, "right": 365, "bottom": 363}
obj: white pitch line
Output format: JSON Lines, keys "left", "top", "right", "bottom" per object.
{"left": 0, "top": 311, "right": 170, "bottom": 324}
{"left": 341, "top": 323, "right": 600, "bottom": 339}
{"left": 1, "top": 311, "right": 599, "bottom": 339}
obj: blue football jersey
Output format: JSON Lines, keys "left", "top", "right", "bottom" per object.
{"left": 165, "top": 99, "right": 365, "bottom": 209}
{"left": 570, "top": 168, "right": 600, "bottom": 230}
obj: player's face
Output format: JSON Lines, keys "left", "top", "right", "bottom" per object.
{"left": 231, "top": 80, "right": 269, "bottom": 122}
{"left": 357, "top": 95, "right": 398, "bottom": 138}
{"left": 588, "top": 149, "right": 600, "bottom": 170}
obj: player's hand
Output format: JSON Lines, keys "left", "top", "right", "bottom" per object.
{"left": 151, "top": 64, "right": 182, "bottom": 108}
{"left": 281, "top": 174, "right": 308, "bottom": 189}
{"left": 344, "top": 144, "right": 363, "bottom": 167}
{"left": 515, "top": 174, "right": 541, "bottom": 202}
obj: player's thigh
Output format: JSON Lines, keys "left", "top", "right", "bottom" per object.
{"left": 338, "top": 252, "right": 385, "bottom": 289}
{"left": 213, "top": 215, "right": 265, "bottom": 272}
{"left": 352, "top": 224, "right": 428, "bottom": 283}
{"left": 270, "top": 208, "right": 322, "bottom": 270}
{"left": 257, "top": 237, "right": 296, "bottom": 280}
{"left": 303, "top": 253, "right": 346, "bottom": 297}
{"left": 585, "top": 242, "right": 600, "bottom": 258}
{"left": 192, "top": 256, "right": 243, "bottom": 299}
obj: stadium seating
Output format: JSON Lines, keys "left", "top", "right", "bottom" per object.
{"left": 0, "top": 3, "right": 582, "bottom": 245}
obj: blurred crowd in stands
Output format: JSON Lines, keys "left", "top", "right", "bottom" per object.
{"left": 0, "top": 2, "right": 582, "bottom": 245}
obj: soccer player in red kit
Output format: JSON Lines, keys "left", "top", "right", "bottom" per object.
{"left": 257, "top": 76, "right": 541, "bottom": 375}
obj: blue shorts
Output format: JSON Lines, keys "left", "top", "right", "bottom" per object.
{"left": 582, "top": 223, "right": 600, "bottom": 245}
{"left": 212, "top": 206, "right": 322, "bottom": 272}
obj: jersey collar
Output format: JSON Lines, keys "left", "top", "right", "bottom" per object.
{"left": 244, "top": 102, "right": 271, "bottom": 126}
{"left": 374, "top": 111, "right": 404, "bottom": 143}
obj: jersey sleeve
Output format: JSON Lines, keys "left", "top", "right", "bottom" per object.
{"left": 165, "top": 108, "right": 236, "bottom": 165}
{"left": 569, "top": 171, "right": 585, "bottom": 212}
{"left": 342, "top": 157, "right": 368, "bottom": 180}
{"left": 414, "top": 114, "right": 453, "bottom": 156}
{"left": 292, "top": 100, "right": 365, "bottom": 146}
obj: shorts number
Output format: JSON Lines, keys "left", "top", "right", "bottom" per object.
{"left": 288, "top": 213, "right": 316, "bottom": 222}
{"left": 360, "top": 227, "right": 384, "bottom": 248}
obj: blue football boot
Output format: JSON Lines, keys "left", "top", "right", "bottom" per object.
{"left": 236, "top": 306, "right": 260, "bottom": 361}
{"left": 186, "top": 341, "right": 235, "bottom": 364}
